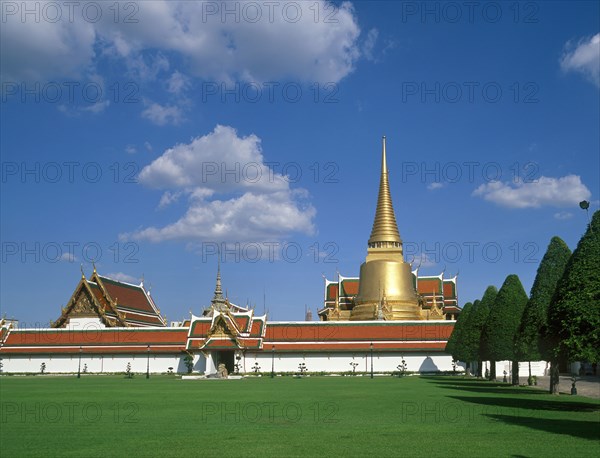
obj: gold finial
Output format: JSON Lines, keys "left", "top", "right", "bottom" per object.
{"left": 368, "top": 136, "right": 402, "bottom": 246}
{"left": 80, "top": 264, "right": 85, "bottom": 279}
{"left": 92, "top": 262, "right": 96, "bottom": 273}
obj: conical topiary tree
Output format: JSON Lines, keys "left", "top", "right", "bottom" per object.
{"left": 548, "top": 210, "right": 600, "bottom": 393}
{"left": 445, "top": 302, "right": 474, "bottom": 372}
{"left": 474, "top": 286, "right": 498, "bottom": 378}
{"left": 515, "top": 237, "right": 571, "bottom": 386}
{"left": 481, "top": 275, "right": 528, "bottom": 384}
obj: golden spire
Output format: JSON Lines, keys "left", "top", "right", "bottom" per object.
{"left": 368, "top": 136, "right": 401, "bottom": 246}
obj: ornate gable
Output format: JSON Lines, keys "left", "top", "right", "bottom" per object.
{"left": 52, "top": 277, "right": 126, "bottom": 328}
{"left": 209, "top": 313, "right": 238, "bottom": 338}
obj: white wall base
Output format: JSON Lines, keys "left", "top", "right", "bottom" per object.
{"left": 1, "top": 352, "right": 464, "bottom": 375}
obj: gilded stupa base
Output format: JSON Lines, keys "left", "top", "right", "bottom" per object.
{"left": 350, "top": 300, "right": 423, "bottom": 321}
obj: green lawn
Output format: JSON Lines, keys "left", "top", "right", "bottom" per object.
{"left": 1, "top": 375, "right": 598, "bottom": 457}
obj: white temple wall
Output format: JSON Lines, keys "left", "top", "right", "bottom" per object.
{"left": 239, "top": 352, "right": 461, "bottom": 374}
{"left": 1, "top": 353, "right": 553, "bottom": 377}
{"left": 0, "top": 354, "right": 192, "bottom": 374}
{"left": 64, "top": 317, "right": 106, "bottom": 329}
{"left": 475, "top": 360, "right": 549, "bottom": 378}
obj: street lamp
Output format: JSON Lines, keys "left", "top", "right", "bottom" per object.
{"left": 271, "top": 345, "right": 275, "bottom": 378}
{"left": 146, "top": 345, "right": 150, "bottom": 379}
{"left": 580, "top": 200, "right": 593, "bottom": 231}
{"left": 370, "top": 342, "right": 374, "bottom": 379}
{"left": 77, "top": 346, "right": 82, "bottom": 378}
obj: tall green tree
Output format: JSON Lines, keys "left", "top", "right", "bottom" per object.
{"left": 460, "top": 299, "right": 482, "bottom": 373}
{"left": 548, "top": 210, "right": 600, "bottom": 392}
{"left": 473, "top": 286, "right": 497, "bottom": 378}
{"left": 445, "top": 301, "right": 473, "bottom": 371}
{"left": 515, "top": 237, "right": 571, "bottom": 385}
{"left": 481, "top": 275, "right": 528, "bottom": 384}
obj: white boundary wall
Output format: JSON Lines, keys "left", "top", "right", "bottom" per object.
{"left": 1, "top": 354, "right": 188, "bottom": 374}
{"left": 242, "top": 352, "right": 459, "bottom": 373}
{"left": 1, "top": 353, "right": 552, "bottom": 376}
{"left": 1, "top": 352, "right": 461, "bottom": 374}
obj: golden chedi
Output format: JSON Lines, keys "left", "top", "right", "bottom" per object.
{"left": 351, "top": 137, "right": 422, "bottom": 320}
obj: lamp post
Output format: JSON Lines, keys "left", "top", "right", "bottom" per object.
{"left": 579, "top": 200, "right": 592, "bottom": 230}
{"left": 571, "top": 374, "right": 578, "bottom": 395}
{"left": 397, "top": 357, "right": 407, "bottom": 378}
{"left": 370, "top": 342, "right": 374, "bottom": 379}
{"left": 146, "top": 345, "right": 150, "bottom": 379}
{"left": 271, "top": 345, "right": 275, "bottom": 378}
{"left": 77, "top": 346, "right": 82, "bottom": 378}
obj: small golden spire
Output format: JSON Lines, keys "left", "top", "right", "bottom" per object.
{"left": 368, "top": 136, "right": 401, "bottom": 246}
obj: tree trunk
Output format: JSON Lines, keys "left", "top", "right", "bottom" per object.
{"left": 549, "top": 360, "right": 560, "bottom": 395}
{"left": 490, "top": 361, "right": 496, "bottom": 380}
{"left": 512, "top": 360, "right": 519, "bottom": 385}
{"left": 477, "top": 360, "right": 483, "bottom": 378}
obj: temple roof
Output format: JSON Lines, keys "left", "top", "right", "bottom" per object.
{"left": 52, "top": 270, "right": 166, "bottom": 328}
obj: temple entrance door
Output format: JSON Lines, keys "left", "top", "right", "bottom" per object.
{"left": 214, "top": 351, "right": 235, "bottom": 374}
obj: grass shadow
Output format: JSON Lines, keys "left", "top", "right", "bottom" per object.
{"left": 448, "top": 394, "right": 600, "bottom": 413}
{"left": 434, "top": 384, "right": 546, "bottom": 396}
{"left": 422, "top": 376, "right": 548, "bottom": 395}
{"left": 421, "top": 376, "right": 508, "bottom": 388}
{"left": 484, "top": 414, "right": 600, "bottom": 441}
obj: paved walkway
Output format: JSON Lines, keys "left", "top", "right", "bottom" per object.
{"left": 518, "top": 375, "right": 600, "bottom": 399}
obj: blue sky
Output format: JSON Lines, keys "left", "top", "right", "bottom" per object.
{"left": 1, "top": 1, "right": 598, "bottom": 325}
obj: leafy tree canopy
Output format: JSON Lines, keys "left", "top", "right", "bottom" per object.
{"left": 516, "top": 237, "right": 571, "bottom": 361}
{"left": 481, "top": 275, "right": 528, "bottom": 362}
{"left": 548, "top": 211, "right": 600, "bottom": 362}
{"left": 445, "top": 301, "right": 473, "bottom": 360}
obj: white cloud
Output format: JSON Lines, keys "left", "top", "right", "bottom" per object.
{"left": 81, "top": 99, "right": 110, "bottom": 113}
{"left": 105, "top": 272, "right": 140, "bottom": 284}
{"left": 0, "top": 7, "right": 96, "bottom": 82}
{"left": 362, "top": 28, "right": 379, "bottom": 62}
{"left": 144, "top": 141, "right": 153, "bottom": 152}
{"left": 125, "top": 145, "right": 137, "bottom": 155}
{"left": 60, "top": 252, "right": 77, "bottom": 262}
{"left": 407, "top": 253, "right": 438, "bottom": 268}
{"left": 560, "top": 33, "right": 600, "bottom": 87}
{"left": 141, "top": 102, "right": 184, "bottom": 126}
{"left": 127, "top": 190, "right": 316, "bottom": 243}
{"left": 126, "top": 52, "right": 170, "bottom": 81}
{"left": 554, "top": 211, "right": 573, "bottom": 220}
{"left": 167, "top": 71, "right": 190, "bottom": 94}
{"left": 427, "top": 182, "right": 445, "bottom": 191}
{"left": 122, "top": 125, "right": 316, "bottom": 244}
{"left": 2, "top": 1, "right": 362, "bottom": 85}
{"left": 473, "top": 175, "right": 591, "bottom": 209}
{"left": 138, "top": 125, "right": 289, "bottom": 193}
{"left": 158, "top": 191, "right": 183, "bottom": 209}
{"left": 56, "top": 99, "right": 109, "bottom": 116}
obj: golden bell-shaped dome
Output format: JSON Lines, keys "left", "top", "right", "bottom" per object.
{"left": 351, "top": 137, "right": 421, "bottom": 321}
